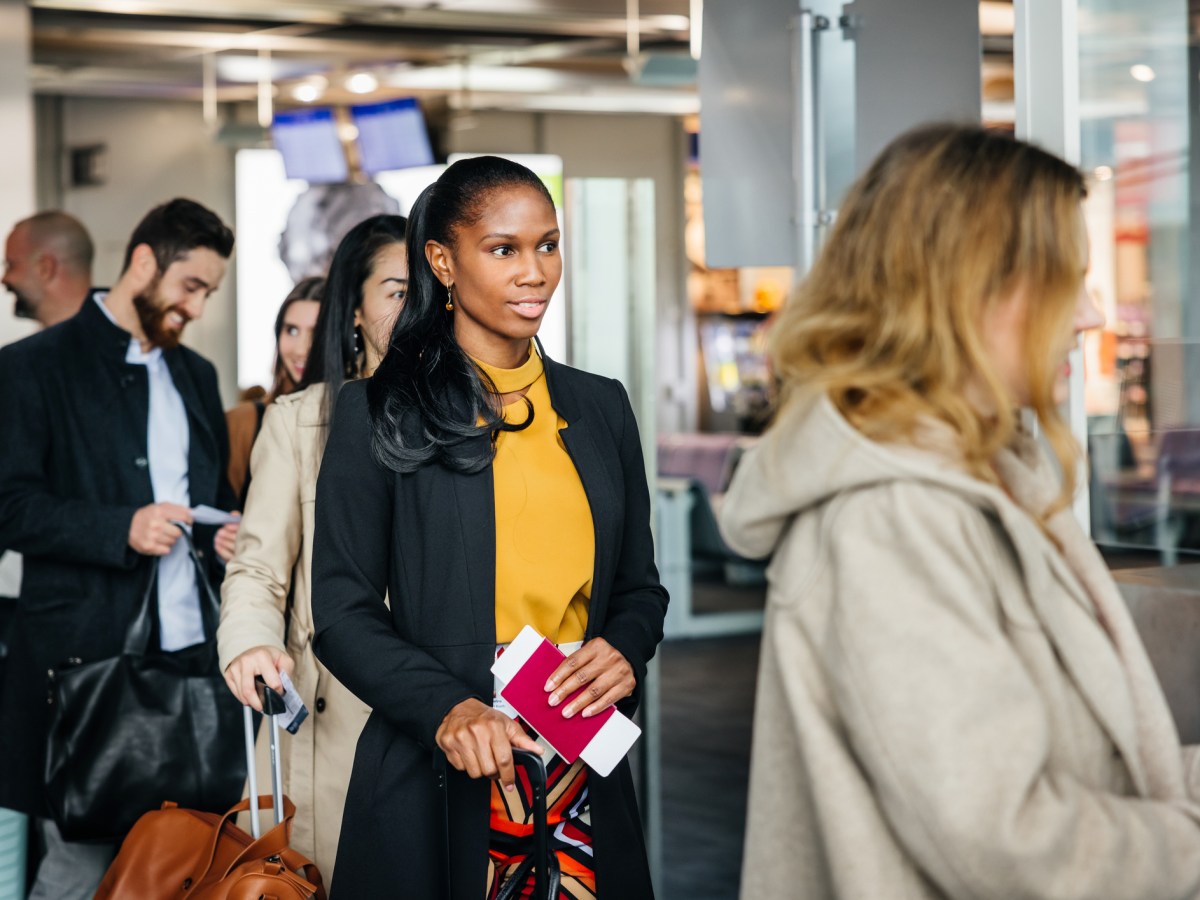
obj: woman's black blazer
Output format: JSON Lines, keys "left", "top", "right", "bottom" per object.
{"left": 311, "top": 355, "right": 668, "bottom": 899}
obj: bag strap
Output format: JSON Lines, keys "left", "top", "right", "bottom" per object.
{"left": 121, "top": 524, "right": 222, "bottom": 656}
{"left": 278, "top": 846, "right": 326, "bottom": 900}
{"left": 192, "top": 794, "right": 297, "bottom": 885}
{"left": 122, "top": 559, "right": 159, "bottom": 656}
{"left": 176, "top": 525, "right": 222, "bottom": 636}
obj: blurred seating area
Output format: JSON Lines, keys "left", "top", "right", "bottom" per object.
{"left": 1090, "top": 419, "right": 1200, "bottom": 567}
{"left": 655, "top": 433, "right": 765, "bottom": 639}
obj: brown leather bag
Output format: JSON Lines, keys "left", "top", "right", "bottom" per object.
{"left": 94, "top": 794, "right": 325, "bottom": 900}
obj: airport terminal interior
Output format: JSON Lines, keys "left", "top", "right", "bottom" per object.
{"left": 3, "top": 1, "right": 1200, "bottom": 897}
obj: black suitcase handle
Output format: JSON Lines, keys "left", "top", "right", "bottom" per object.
{"left": 439, "top": 747, "right": 561, "bottom": 899}
{"left": 498, "top": 749, "right": 557, "bottom": 900}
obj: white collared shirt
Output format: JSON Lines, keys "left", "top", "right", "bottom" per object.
{"left": 96, "top": 294, "right": 203, "bottom": 651}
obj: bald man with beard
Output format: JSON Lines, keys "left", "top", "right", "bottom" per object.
{"left": 3, "top": 211, "right": 95, "bottom": 328}
{"left": 0, "top": 213, "right": 98, "bottom": 601}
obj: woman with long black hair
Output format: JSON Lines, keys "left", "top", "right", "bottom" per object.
{"left": 311, "top": 157, "right": 667, "bottom": 898}
{"left": 217, "top": 214, "right": 408, "bottom": 884}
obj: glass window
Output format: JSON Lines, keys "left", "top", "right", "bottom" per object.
{"left": 1078, "top": 0, "right": 1199, "bottom": 566}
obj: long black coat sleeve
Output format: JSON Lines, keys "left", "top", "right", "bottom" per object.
{"left": 310, "top": 384, "right": 480, "bottom": 749}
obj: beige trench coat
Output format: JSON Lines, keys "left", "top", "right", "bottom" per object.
{"left": 720, "top": 396, "right": 1200, "bottom": 899}
{"left": 218, "top": 384, "right": 369, "bottom": 884}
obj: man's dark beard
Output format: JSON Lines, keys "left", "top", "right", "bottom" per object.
{"left": 133, "top": 277, "right": 184, "bottom": 350}
{"left": 12, "top": 291, "right": 36, "bottom": 320}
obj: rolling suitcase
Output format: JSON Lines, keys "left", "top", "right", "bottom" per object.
{"left": 95, "top": 679, "right": 324, "bottom": 899}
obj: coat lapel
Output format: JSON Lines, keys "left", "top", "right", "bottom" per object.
{"left": 544, "top": 356, "right": 620, "bottom": 640}
{"left": 993, "top": 501, "right": 1150, "bottom": 794}
{"left": 450, "top": 435, "right": 500, "bottom": 646}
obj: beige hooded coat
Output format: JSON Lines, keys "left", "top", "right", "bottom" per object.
{"left": 720, "top": 395, "right": 1200, "bottom": 899}
{"left": 217, "top": 384, "right": 370, "bottom": 884}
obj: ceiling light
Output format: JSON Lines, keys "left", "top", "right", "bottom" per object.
{"left": 292, "top": 83, "right": 320, "bottom": 103}
{"left": 386, "top": 65, "right": 564, "bottom": 93}
{"left": 346, "top": 72, "right": 379, "bottom": 94}
{"left": 1131, "top": 64, "right": 1156, "bottom": 83}
{"left": 1094, "top": 165, "right": 1114, "bottom": 182}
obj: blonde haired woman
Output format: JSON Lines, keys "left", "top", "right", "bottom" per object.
{"left": 721, "top": 124, "right": 1200, "bottom": 898}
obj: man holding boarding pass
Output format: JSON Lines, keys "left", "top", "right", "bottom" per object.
{"left": 0, "top": 198, "right": 239, "bottom": 899}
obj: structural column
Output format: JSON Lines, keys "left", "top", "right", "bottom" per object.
{"left": 1013, "top": 0, "right": 1090, "bottom": 530}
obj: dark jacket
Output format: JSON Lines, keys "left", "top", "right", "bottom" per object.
{"left": 312, "top": 359, "right": 668, "bottom": 899}
{"left": 0, "top": 296, "right": 234, "bottom": 816}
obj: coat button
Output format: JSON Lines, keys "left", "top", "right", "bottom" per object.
{"left": 134, "top": 457, "right": 148, "bottom": 468}
{"left": 315, "top": 698, "right": 326, "bottom": 713}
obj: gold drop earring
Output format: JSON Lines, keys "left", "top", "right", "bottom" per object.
{"left": 445, "top": 282, "right": 454, "bottom": 312}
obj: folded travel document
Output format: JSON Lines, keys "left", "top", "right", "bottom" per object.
{"left": 191, "top": 505, "right": 240, "bottom": 526}
{"left": 491, "top": 626, "right": 641, "bottom": 778}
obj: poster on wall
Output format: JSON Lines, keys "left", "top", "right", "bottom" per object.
{"left": 235, "top": 149, "right": 567, "bottom": 391}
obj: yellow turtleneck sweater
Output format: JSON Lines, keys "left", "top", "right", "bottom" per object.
{"left": 474, "top": 345, "right": 594, "bottom": 645}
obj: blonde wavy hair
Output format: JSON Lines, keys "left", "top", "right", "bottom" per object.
{"left": 771, "top": 123, "right": 1088, "bottom": 515}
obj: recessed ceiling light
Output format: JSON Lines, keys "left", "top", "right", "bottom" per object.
{"left": 1131, "top": 64, "right": 1156, "bottom": 83}
{"left": 346, "top": 72, "right": 379, "bottom": 94}
{"left": 292, "top": 83, "right": 320, "bottom": 103}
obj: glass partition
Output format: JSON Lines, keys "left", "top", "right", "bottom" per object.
{"left": 1078, "top": 0, "right": 1200, "bottom": 565}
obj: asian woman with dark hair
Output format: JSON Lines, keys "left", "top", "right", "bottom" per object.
{"left": 217, "top": 214, "right": 407, "bottom": 883}
{"left": 311, "top": 157, "right": 667, "bottom": 898}
{"left": 300, "top": 214, "right": 409, "bottom": 439}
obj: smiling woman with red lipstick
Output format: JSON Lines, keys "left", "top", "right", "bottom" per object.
{"left": 310, "top": 156, "right": 667, "bottom": 899}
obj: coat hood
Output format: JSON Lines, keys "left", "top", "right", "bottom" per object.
{"left": 719, "top": 393, "right": 999, "bottom": 560}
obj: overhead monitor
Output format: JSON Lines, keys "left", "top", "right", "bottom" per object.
{"left": 271, "top": 108, "right": 349, "bottom": 184}
{"left": 352, "top": 98, "right": 436, "bottom": 174}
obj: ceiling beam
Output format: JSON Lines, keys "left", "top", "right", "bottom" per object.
{"left": 31, "top": 2, "right": 691, "bottom": 40}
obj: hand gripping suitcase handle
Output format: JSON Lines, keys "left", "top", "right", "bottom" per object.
{"left": 244, "top": 676, "right": 287, "bottom": 839}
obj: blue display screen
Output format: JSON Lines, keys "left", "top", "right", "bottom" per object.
{"left": 271, "top": 108, "right": 349, "bottom": 184}
{"left": 351, "top": 98, "right": 435, "bottom": 174}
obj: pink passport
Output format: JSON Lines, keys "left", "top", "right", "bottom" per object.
{"left": 500, "top": 640, "right": 615, "bottom": 763}
{"left": 492, "top": 626, "right": 641, "bottom": 777}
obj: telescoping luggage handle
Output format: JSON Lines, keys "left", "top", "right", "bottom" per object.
{"left": 438, "top": 747, "right": 559, "bottom": 900}
{"left": 244, "top": 675, "right": 288, "bottom": 840}
{"left": 495, "top": 749, "right": 561, "bottom": 900}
